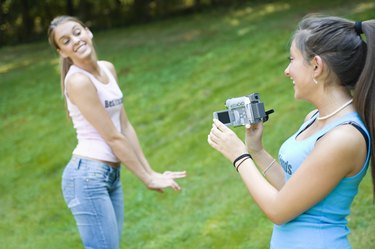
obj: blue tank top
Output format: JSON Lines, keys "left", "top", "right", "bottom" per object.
{"left": 271, "top": 112, "right": 370, "bottom": 249}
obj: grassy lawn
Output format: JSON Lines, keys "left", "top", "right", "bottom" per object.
{"left": 1, "top": 1, "right": 374, "bottom": 248}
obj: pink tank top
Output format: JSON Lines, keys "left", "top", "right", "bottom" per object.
{"left": 64, "top": 61, "right": 123, "bottom": 162}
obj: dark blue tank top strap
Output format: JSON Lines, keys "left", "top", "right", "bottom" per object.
{"left": 316, "top": 121, "right": 370, "bottom": 152}
{"left": 296, "top": 110, "right": 319, "bottom": 138}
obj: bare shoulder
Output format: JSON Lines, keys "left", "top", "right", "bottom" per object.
{"left": 65, "top": 73, "right": 97, "bottom": 106}
{"left": 322, "top": 123, "right": 366, "bottom": 147}
{"left": 66, "top": 72, "right": 95, "bottom": 93}
{"left": 316, "top": 123, "right": 367, "bottom": 175}
{"left": 100, "top": 60, "right": 116, "bottom": 75}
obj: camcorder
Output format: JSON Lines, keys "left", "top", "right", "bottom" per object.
{"left": 213, "top": 93, "right": 274, "bottom": 127}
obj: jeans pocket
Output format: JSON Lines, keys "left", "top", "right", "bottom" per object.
{"left": 62, "top": 176, "right": 80, "bottom": 208}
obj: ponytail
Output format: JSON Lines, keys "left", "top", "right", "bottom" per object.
{"left": 353, "top": 20, "right": 375, "bottom": 198}
{"left": 60, "top": 57, "right": 73, "bottom": 97}
{"left": 60, "top": 57, "right": 73, "bottom": 119}
{"left": 48, "top": 16, "right": 88, "bottom": 119}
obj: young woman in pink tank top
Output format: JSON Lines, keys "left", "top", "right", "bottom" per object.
{"left": 48, "top": 16, "right": 186, "bottom": 249}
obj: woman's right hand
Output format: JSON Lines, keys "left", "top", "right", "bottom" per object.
{"left": 245, "top": 122, "right": 264, "bottom": 155}
{"left": 145, "top": 171, "right": 187, "bottom": 193}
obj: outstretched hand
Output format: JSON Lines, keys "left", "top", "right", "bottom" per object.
{"left": 146, "top": 170, "right": 187, "bottom": 193}
{"left": 208, "top": 119, "right": 248, "bottom": 162}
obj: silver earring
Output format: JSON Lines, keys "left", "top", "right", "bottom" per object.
{"left": 313, "top": 78, "right": 318, "bottom": 84}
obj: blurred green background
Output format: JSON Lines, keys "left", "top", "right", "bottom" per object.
{"left": 1, "top": 0, "right": 374, "bottom": 248}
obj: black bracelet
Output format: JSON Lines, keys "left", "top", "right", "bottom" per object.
{"left": 233, "top": 153, "right": 252, "bottom": 168}
{"left": 236, "top": 157, "right": 250, "bottom": 171}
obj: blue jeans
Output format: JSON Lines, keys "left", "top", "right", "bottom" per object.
{"left": 62, "top": 156, "right": 124, "bottom": 249}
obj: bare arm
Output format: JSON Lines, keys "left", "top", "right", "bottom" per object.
{"left": 66, "top": 62, "right": 185, "bottom": 191}
{"left": 249, "top": 148, "right": 285, "bottom": 190}
{"left": 119, "top": 107, "right": 154, "bottom": 174}
{"left": 244, "top": 110, "right": 319, "bottom": 190}
{"left": 208, "top": 119, "right": 366, "bottom": 224}
{"left": 66, "top": 72, "right": 152, "bottom": 182}
{"left": 243, "top": 122, "right": 285, "bottom": 189}
{"left": 104, "top": 61, "right": 154, "bottom": 175}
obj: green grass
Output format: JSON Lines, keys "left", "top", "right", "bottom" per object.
{"left": 1, "top": 1, "right": 375, "bottom": 248}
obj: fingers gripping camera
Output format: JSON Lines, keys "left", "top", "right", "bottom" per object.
{"left": 213, "top": 93, "right": 274, "bottom": 127}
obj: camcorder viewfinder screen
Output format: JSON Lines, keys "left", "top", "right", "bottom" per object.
{"left": 217, "top": 111, "right": 230, "bottom": 124}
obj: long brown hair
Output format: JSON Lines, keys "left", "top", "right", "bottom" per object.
{"left": 293, "top": 15, "right": 375, "bottom": 198}
{"left": 48, "top": 16, "right": 88, "bottom": 97}
{"left": 353, "top": 20, "right": 375, "bottom": 199}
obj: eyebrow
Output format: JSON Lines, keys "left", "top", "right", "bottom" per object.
{"left": 58, "top": 25, "right": 80, "bottom": 42}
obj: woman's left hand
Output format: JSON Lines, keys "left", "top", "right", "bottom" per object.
{"left": 147, "top": 171, "right": 187, "bottom": 193}
{"left": 208, "top": 119, "right": 248, "bottom": 162}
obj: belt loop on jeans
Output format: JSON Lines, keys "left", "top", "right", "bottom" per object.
{"left": 72, "top": 156, "right": 82, "bottom": 170}
{"left": 76, "top": 158, "right": 82, "bottom": 170}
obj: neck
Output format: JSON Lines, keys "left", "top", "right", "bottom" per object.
{"left": 71, "top": 49, "right": 99, "bottom": 73}
{"left": 317, "top": 98, "right": 353, "bottom": 121}
{"left": 74, "top": 59, "right": 101, "bottom": 75}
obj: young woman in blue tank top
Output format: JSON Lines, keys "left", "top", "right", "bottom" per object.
{"left": 208, "top": 15, "right": 375, "bottom": 249}
{"left": 48, "top": 16, "right": 186, "bottom": 249}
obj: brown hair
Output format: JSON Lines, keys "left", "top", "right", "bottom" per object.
{"left": 48, "top": 16, "right": 88, "bottom": 96}
{"left": 353, "top": 20, "right": 375, "bottom": 199}
{"left": 293, "top": 15, "right": 375, "bottom": 198}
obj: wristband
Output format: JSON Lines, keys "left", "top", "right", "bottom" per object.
{"left": 236, "top": 157, "right": 250, "bottom": 171}
{"left": 233, "top": 153, "right": 252, "bottom": 168}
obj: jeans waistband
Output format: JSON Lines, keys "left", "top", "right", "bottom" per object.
{"left": 71, "top": 155, "right": 121, "bottom": 169}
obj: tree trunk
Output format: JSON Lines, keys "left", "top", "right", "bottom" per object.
{"left": 20, "top": 0, "right": 33, "bottom": 42}
{"left": 132, "top": 0, "right": 150, "bottom": 22}
{"left": 66, "top": 0, "right": 74, "bottom": 16}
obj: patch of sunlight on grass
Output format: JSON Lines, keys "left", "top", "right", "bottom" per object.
{"left": 225, "top": 3, "right": 290, "bottom": 27}
{"left": 0, "top": 59, "right": 33, "bottom": 73}
{"left": 245, "top": 2, "right": 290, "bottom": 19}
{"left": 259, "top": 2, "right": 291, "bottom": 16}
{"left": 354, "top": 2, "right": 375, "bottom": 13}
{"left": 232, "top": 6, "right": 254, "bottom": 18}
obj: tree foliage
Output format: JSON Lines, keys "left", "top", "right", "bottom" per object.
{"left": 0, "top": 0, "right": 246, "bottom": 47}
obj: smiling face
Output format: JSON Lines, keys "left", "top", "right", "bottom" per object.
{"left": 284, "top": 40, "right": 316, "bottom": 101}
{"left": 53, "top": 21, "right": 94, "bottom": 62}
